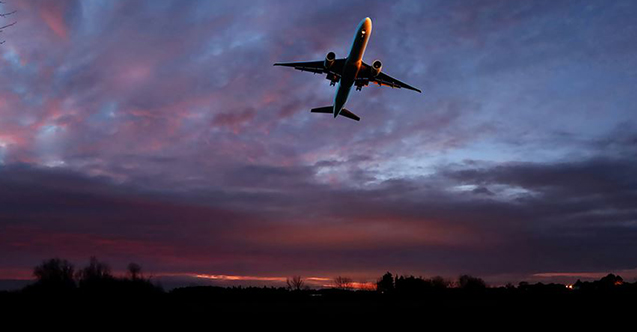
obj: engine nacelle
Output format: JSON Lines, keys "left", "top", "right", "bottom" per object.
{"left": 324, "top": 52, "right": 336, "bottom": 69}
{"left": 371, "top": 59, "right": 382, "bottom": 77}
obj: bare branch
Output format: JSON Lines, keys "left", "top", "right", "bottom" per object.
{"left": 333, "top": 276, "right": 353, "bottom": 290}
{"left": 0, "top": 21, "right": 16, "bottom": 31}
{"left": 286, "top": 276, "right": 305, "bottom": 291}
{"left": 0, "top": 10, "right": 16, "bottom": 18}
{"left": 1, "top": 1, "right": 17, "bottom": 45}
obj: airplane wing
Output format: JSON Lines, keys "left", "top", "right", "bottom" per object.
{"left": 359, "top": 61, "right": 422, "bottom": 93}
{"left": 274, "top": 59, "right": 346, "bottom": 77}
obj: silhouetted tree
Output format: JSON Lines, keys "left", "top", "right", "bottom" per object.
{"left": 429, "top": 276, "right": 452, "bottom": 290}
{"left": 127, "top": 262, "right": 143, "bottom": 280}
{"left": 32, "top": 258, "right": 76, "bottom": 291}
{"left": 123, "top": 262, "right": 163, "bottom": 296}
{"left": 377, "top": 272, "right": 394, "bottom": 294}
{"left": 76, "top": 256, "right": 114, "bottom": 289}
{"left": 458, "top": 274, "right": 486, "bottom": 291}
{"left": 286, "top": 276, "right": 305, "bottom": 291}
{"left": 395, "top": 275, "right": 429, "bottom": 295}
{"left": 333, "top": 276, "right": 353, "bottom": 290}
{"left": 599, "top": 274, "right": 623, "bottom": 288}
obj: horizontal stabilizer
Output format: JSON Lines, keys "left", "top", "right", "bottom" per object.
{"left": 310, "top": 106, "right": 360, "bottom": 121}
{"left": 310, "top": 106, "right": 333, "bottom": 114}
{"left": 339, "top": 108, "right": 360, "bottom": 121}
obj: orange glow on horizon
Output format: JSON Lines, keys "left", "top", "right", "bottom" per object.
{"left": 156, "top": 273, "right": 376, "bottom": 289}
{"left": 194, "top": 274, "right": 287, "bottom": 282}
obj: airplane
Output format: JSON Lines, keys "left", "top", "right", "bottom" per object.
{"left": 274, "top": 17, "right": 421, "bottom": 121}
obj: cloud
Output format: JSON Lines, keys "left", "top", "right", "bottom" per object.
{"left": 2, "top": 151, "right": 637, "bottom": 283}
{"left": 1, "top": 0, "right": 637, "bottom": 285}
{"left": 38, "top": 1, "right": 69, "bottom": 40}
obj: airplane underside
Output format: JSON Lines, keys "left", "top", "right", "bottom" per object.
{"left": 274, "top": 17, "right": 421, "bottom": 123}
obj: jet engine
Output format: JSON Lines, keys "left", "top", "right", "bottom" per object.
{"left": 371, "top": 59, "right": 382, "bottom": 77}
{"left": 324, "top": 52, "right": 336, "bottom": 69}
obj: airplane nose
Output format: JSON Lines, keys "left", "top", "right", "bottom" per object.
{"left": 364, "top": 17, "right": 372, "bottom": 31}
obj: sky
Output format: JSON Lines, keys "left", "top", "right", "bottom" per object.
{"left": 0, "top": 0, "right": 636, "bottom": 288}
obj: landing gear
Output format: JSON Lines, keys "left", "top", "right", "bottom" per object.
{"left": 354, "top": 78, "right": 369, "bottom": 91}
{"left": 326, "top": 73, "right": 339, "bottom": 86}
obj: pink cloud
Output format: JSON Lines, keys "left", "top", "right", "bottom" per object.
{"left": 213, "top": 108, "right": 257, "bottom": 133}
{"left": 39, "top": 2, "right": 68, "bottom": 41}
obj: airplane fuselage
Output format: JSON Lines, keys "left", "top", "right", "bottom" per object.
{"left": 333, "top": 17, "right": 372, "bottom": 117}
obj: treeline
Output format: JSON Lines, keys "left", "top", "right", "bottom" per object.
{"left": 2, "top": 257, "right": 637, "bottom": 317}
{"left": 374, "top": 271, "right": 635, "bottom": 295}
{"left": 21, "top": 257, "right": 162, "bottom": 296}
{"left": 5, "top": 257, "right": 637, "bottom": 296}
{"left": 375, "top": 272, "right": 486, "bottom": 295}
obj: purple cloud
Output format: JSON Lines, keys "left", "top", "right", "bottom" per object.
{"left": 1, "top": 0, "right": 636, "bottom": 286}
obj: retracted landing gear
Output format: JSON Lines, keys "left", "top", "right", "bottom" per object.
{"left": 354, "top": 78, "right": 369, "bottom": 91}
{"left": 326, "top": 73, "right": 339, "bottom": 86}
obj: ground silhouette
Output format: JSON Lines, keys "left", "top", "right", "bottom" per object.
{"left": 2, "top": 257, "right": 637, "bottom": 321}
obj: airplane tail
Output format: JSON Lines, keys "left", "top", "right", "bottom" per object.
{"left": 310, "top": 106, "right": 360, "bottom": 121}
